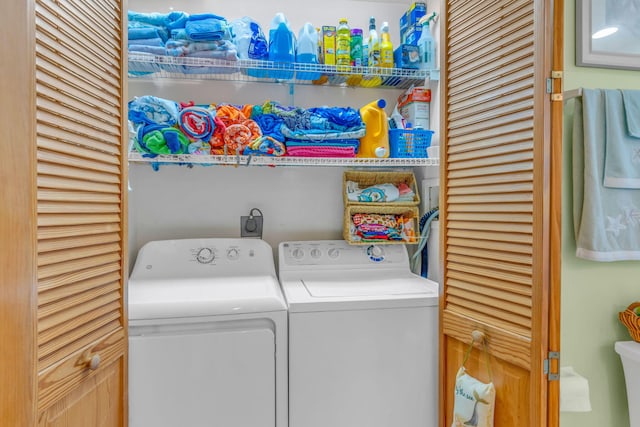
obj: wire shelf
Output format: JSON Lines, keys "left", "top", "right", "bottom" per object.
{"left": 128, "top": 152, "right": 439, "bottom": 167}
{"left": 128, "top": 53, "right": 430, "bottom": 89}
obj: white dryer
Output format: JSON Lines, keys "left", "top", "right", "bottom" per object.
{"left": 278, "top": 240, "right": 439, "bottom": 427}
{"left": 128, "top": 238, "right": 287, "bottom": 427}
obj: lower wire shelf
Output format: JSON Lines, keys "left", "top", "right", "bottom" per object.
{"left": 128, "top": 152, "right": 439, "bottom": 167}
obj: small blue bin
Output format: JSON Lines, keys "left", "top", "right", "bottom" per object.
{"left": 389, "top": 128, "right": 433, "bottom": 158}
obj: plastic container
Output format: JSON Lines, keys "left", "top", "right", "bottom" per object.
{"left": 296, "top": 23, "right": 321, "bottom": 80}
{"left": 350, "top": 29, "right": 363, "bottom": 67}
{"left": 388, "top": 128, "right": 433, "bottom": 158}
{"left": 380, "top": 22, "right": 394, "bottom": 68}
{"left": 367, "top": 17, "right": 380, "bottom": 68}
{"left": 336, "top": 18, "right": 351, "bottom": 71}
{"left": 268, "top": 13, "right": 295, "bottom": 79}
{"left": 358, "top": 99, "right": 389, "bottom": 158}
{"left": 417, "top": 15, "right": 435, "bottom": 71}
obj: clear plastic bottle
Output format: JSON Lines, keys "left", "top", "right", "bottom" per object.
{"left": 367, "top": 17, "right": 380, "bottom": 68}
{"left": 417, "top": 15, "right": 435, "bottom": 71}
{"left": 336, "top": 18, "right": 351, "bottom": 71}
{"left": 379, "top": 21, "right": 393, "bottom": 68}
{"left": 296, "top": 23, "right": 321, "bottom": 81}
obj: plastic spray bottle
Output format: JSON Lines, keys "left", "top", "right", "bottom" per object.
{"left": 358, "top": 99, "right": 389, "bottom": 158}
{"left": 379, "top": 21, "right": 393, "bottom": 68}
{"left": 417, "top": 12, "right": 437, "bottom": 71}
{"left": 367, "top": 17, "right": 380, "bottom": 68}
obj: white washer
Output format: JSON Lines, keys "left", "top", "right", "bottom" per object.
{"left": 278, "top": 240, "right": 439, "bottom": 427}
{"left": 128, "top": 238, "right": 287, "bottom": 427}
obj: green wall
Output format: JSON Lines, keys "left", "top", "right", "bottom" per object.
{"left": 562, "top": 1, "right": 640, "bottom": 426}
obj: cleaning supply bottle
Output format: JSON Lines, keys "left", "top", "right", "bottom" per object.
{"left": 268, "top": 12, "right": 295, "bottom": 79}
{"left": 296, "top": 23, "right": 321, "bottom": 80}
{"left": 417, "top": 12, "right": 436, "bottom": 71}
{"left": 350, "top": 28, "right": 363, "bottom": 67}
{"left": 379, "top": 21, "right": 393, "bottom": 68}
{"left": 336, "top": 18, "right": 351, "bottom": 71}
{"left": 367, "top": 17, "right": 380, "bottom": 68}
{"left": 358, "top": 99, "right": 389, "bottom": 158}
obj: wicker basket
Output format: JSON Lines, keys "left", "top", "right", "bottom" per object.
{"left": 619, "top": 302, "right": 640, "bottom": 343}
{"left": 343, "top": 204, "right": 419, "bottom": 245}
{"left": 343, "top": 170, "right": 420, "bottom": 207}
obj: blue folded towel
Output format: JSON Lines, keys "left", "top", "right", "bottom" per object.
{"left": 128, "top": 45, "right": 166, "bottom": 55}
{"left": 128, "top": 27, "right": 163, "bottom": 40}
{"left": 572, "top": 89, "right": 640, "bottom": 261}
{"left": 128, "top": 10, "right": 188, "bottom": 30}
{"left": 603, "top": 89, "right": 640, "bottom": 189}
{"left": 127, "top": 37, "right": 164, "bottom": 47}
{"left": 622, "top": 90, "right": 640, "bottom": 137}
{"left": 185, "top": 14, "right": 232, "bottom": 41}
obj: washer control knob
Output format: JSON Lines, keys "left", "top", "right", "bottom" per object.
{"left": 310, "top": 248, "right": 322, "bottom": 259}
{"left": 227, "top": 248, "right": 239, "bottom": 260}
{"left": 366, "top": 245, "right": 385, "bottom": 262}
{"left": 196, "top": 247, "right": 215, "bottom": 264}
{"left": 292, "top": 248, "right": 304, "bottom": 259}
{"left": 327, "top": 248, "right": 340, "bottom": 259}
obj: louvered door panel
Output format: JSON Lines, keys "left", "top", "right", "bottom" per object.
{"left": 34, "top": 0, "right": 125, "bottom": 415}
{"left": 440, "top": 0, "right": 555, "bottom": 425}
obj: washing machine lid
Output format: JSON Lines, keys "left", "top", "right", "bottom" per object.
{"left": 281, "top": 271, "right": 439, "bottom": 312}
{"left": 129, "top": 275, "right": 286, "bottom": 321}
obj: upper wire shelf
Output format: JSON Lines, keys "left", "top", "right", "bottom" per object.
{"left": 128, "top": 52, "right": 431, "bottom": 89}
{"left": 128, "top": 152, "right": 439, "bottom": 167}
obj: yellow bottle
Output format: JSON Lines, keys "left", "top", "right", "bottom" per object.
{"left": 380, "top": 21, "right": 393, "bottom": 68}
{"left": 358, "top": 99, "right": 389, "bottom": 158}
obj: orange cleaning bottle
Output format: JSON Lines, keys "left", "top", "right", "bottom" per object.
{"left": 357, "top": 99, "right": 389, "bottom": 158}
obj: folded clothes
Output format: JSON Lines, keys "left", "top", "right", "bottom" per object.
{"left": 253, "top": 114, "right": 285, "bottom": 142}
{"left": 178, "top": 106, "right": 215, "bottom": 142}
{"left": 128, "top": 10, "right": 189, "bottom": 31}
{"left": 351, "top": 213, "right": 415, "bottom": 242}
{"left": 346, "top": 182, "right": 401, "bottom": 203}
{"left": 286, "top": 145, "right": 356, "bottom": 157}
{"left": 135, "top": 124, "right": 189, "bottom": 156}
{"left": 128, "top": 96, "right": 180, "bottom": 126}
{"left": 243, "top": 136, "right": 286, "bottom": 156}
{"left": 284, "top": 138, "right": 360, "bottom": 148}
{"left": 128, "top": 27, "right": 164, "bottom": 41}
{"left": 127, "top": 37, "right": 164, "bottom": 47}
{"left": 185, "top": 13, "right": 232, "bottom": 41}
{"left": 128, "top": 45, "right": 166, "bottom": 55}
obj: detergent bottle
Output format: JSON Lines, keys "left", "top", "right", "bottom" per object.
{"left": 296, "top": 23, "right": 321, "bottom": 80}
{"left": 268, "top": 12, "right": 295, "bottom": 79}
{"left": 417, "top": 12, "right": 437, "bottom": 71}
{"left": 358, "top": 99, "right": 389, "bottom": 158}
{"left": 379, "top": 21, "right": 393, "bottom": 68}
{"left": 367, "top": 17, "right": 380, "bottom": 68}
{"left": 336, "top": 18, "right": 351, "bottom": 71}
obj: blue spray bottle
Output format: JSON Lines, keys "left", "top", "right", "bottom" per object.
{"left": 417, "top": 12, "right": 437, "bottom": 71}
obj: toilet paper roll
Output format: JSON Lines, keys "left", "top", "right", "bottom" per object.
{"left": 560, "top": 366, "right": 592, "bottom": 412}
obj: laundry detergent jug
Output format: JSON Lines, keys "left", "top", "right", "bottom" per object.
{"left": 358, "top": 99, "right": 389, "bottom": 158}
{"left": 268, "top": 12, "right": 295, "bottom": 79}
{"left": 296, "top": 23, "right": 320, "bottom": 80}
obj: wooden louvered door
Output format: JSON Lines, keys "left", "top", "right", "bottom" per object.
{"left": 34, "top": 0, "right": 127, "bottom": 425}
{"left": 439, "top": 0, "right": 562, "bottom": 425}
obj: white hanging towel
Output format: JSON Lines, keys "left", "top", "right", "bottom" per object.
{"left": 603, "top": 89, "right": 640, "bottom": 189}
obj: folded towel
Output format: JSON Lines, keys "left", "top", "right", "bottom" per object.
{"left": 128, "top": 45, "right": 166, "bottom": 55}
{"left": 622, "top": 90, "right": 640, "bottom": 137}
{"left": 128, "top": 96, "right": 180, "bottom": 126}
{"left": 128, "top": 27, "right": 164, "bottom": 40}
{"left": 286, "top": 145, "right": 356, "bottom": 157}
{"left": 603, "top": 89, "right": 640, "bottom": 188}
{"left": 127, "top": 37, "right": 164, "bottom": 47}
{"left": 185, "top": 14, "right": 232, "bottom": 41}
{"left": 178, "top": 106, "right": 215, "bottom": 142}
{"left": 128, "top": 10, "right": 188, "bottom": 31}
{"left": 243, "top": 136, "right": 286, "bottom": 156}
{"left": 572, "top": 89, "right": 640, "bottom": 261}
{"left": 136, "top": 124, "right": 189, "bottom": 156}
{"left": 253, "top": 114, "right": 285, "bottom": 142}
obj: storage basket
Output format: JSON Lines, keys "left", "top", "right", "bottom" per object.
{"left": 343, "top": 204, "right": 419, "bottom": 245}
{"left": 343, "top": 170, "right": 420, "bottom": 207}
{"left": 389, "top": 128, "right": 433, "bottom": 158}
{"left": 619, "top": 302, "right": 640, "bottom": 343}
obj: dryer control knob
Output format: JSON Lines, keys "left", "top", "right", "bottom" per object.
{"left": 196, "top": 247, "right": 215, "bottom": 264}
{"left": 327, "top": 248, "right": 340, "bottom": 259}
{"left": 370, "top": 245, "right": 384, "bottom": 257}
{"left": 227, "top": 248, "right": 239, "bottom": 260}
{"left": 310, "top": 248, "right": 322, "bottom": 259}
{"left": 292, "top": 248, "right": 304, "bottom": 259}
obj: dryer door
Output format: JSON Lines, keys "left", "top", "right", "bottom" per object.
{"left": 129, "top": 319, "right": 275, "bottom": 427}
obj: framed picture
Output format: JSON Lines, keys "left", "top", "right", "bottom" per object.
{"left": 576, "top": 0, "right": 640, "bottom": 71}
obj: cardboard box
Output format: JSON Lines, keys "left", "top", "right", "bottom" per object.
{"left": 402, "top": 23, "right": 423, "bottom": 46}
{"left": 322, "top": 26, "right": 336, "bottom": 65}
{"left": 398, "top": 87, "right": 431, "bottom": 130}
{"left": 400, "top": 2, "right": 427, "bottom": 35}
{"left": 394, "top": 44, "right": 420, "bottom": 69}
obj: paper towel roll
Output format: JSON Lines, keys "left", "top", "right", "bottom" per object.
{"left": 560, "top": 366, "right": 592, "bottom": 412}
